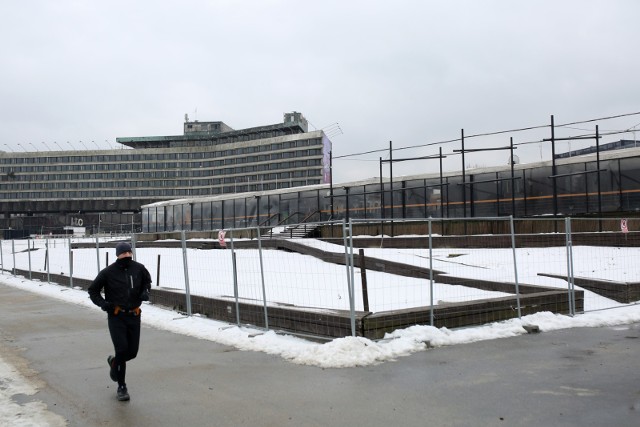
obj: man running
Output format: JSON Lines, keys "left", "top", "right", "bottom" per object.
{"left": 88, "top": 242, "right": 151, "bottom": 401}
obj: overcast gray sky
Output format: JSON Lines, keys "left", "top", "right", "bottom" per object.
{"left": 1, "top": 0, "right": 639, "bottom": 183}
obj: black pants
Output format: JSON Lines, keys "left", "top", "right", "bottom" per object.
{"left": 108, "top": 313, "right": 141, "bottom": 386}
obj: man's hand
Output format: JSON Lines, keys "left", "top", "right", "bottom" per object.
{"left": 101, "top": 301, "right": 114, "bottom": 313}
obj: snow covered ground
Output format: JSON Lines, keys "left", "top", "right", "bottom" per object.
{"left": 2, "top": 236, "right": 640, "bottom": 425}
{"left": 2, "top": 237, "right": 636, "bottom": 313}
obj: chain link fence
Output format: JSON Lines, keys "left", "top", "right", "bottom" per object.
{"left": 1, "top": 217, "right": 638, "bottom": 338}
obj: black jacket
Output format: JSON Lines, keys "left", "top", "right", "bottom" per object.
{"left": 88, "top": 257, "right": 152, "bottom": 311}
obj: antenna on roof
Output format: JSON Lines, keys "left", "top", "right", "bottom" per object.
{"left": 322, "top": 123, "right": 343, "bottom": 139}
{"left": 185, "top": 113, "right": 189, "bottom": 123}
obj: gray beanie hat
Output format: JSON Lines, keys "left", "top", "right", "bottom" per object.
{"left": 115, "top": 242, "right": 132, "bottom": 257}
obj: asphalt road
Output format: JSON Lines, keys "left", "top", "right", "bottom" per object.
{"left": 1, "top": 282, "right": 639, "bottom": 427}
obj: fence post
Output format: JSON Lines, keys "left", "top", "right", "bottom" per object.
{"left": 156, "top": 254, "right": 161, "bottom": 287}
{"left": 45, "top": 239, "right": 50, "bottom": 283}
{"left": 229, "top": 230, "right": 241, "bottom": 327}
{"left": 428, "top": 217, "right": 434, "bottom": 326}
{"left": 358, "top": 249, "right": 369, "bottom": 312}
{"left": 68, "top": 237, "right": 73, "bottom": 288}
{"left": 180, "top": 230, "right": 192, "bottom": 316}
{"left": 131, "top": 234, "right": 137, "bottom": 260}
{"left": 342, "top": 220, "right": 356, "bottom": 336}
{"left": 342, "top": 220, "right": 352, "bottom": 303}
{"left": 565, "top": 217, "right": 576, "bottom": 316}
{"left": 509, "top": 215, "right": 522, "bottom": 319}
{"left": 564, "top": 217, "right": 572, "bottom": 316}
{"left": 27, "top": 238, "right": 32, "bottom": 280}
{"left": 256, "top": 227, "right": 269, "bottom": 331}
{"left": 348, "top": 220, "right": 356, "bottom": 336}
{"left": 43, "top": 241, "right": 48, "bottom": 270}
{"left": 570, "top": 220, "right": 577, "bottom": 314}
{"left": 95, "top": 236, "right": 101, "bottom": 274}
{"left": 11, "top": 239, "right": 16, "bottom": 276}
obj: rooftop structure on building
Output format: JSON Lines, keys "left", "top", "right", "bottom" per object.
{"left": 117, "top": 112, "right": 310, "bottom": 149}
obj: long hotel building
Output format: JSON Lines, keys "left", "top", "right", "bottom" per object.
{"left": 0, "top": 112, "right": 331, "bottom": 234}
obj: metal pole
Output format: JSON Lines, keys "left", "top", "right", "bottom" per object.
{"left": 510, "top": 137, "right": 516, "bottom": 216}
{"left": 596, "top": 125, "right": 602, "bottom": 231}
{"left": 12, "top": 240, "right": 16, "bottom": 275}
{"left": 379, "top": 157, "right": 385, "bottom": 237}
{"left": 342, "top": 220, "right": 354, "bottom": 332}
{"left": 389, "top": 141, "right": 394, "bottom": 237}
{"left": 358, "top": 249, "right": 369, "bottom": 312}
{"left": 156, "top": 254, "right": 161, "bottom": 287}
{"left": 231, "top": 251, "right": 240, "bottom": 326}
{"left": 131, "top": 234, "right": 137, "bottom": 261}
{"left": 348, "top": 219, "right": 356, "bottom": 337}
{"left": 439, "top": 147, "right": 444, "bottom": 219}
{"left": 229, "top": 230, "right": 241, "bottom": 327}
{"left": 344, "top": 187, "right": 350, "bottom": 221}
{"left": 256, "top": 227, "right": 269, "bottom": 330}
{"left": 342, "top": 220, "right": 352, "bottom": 299}
{"left": 95, "top": 236, "right": 101, "bottom": 274}
{"left": 0, "top": 238, "right": 4, "bottom": 274}
{"left": 568, "top": 218, "right": 576, "bottom": 315}
{"left": 45, "top": 239, "right": 50, "bottom": 282}
{"left": 509, "top": 215, "right": 522, "bottom": 319}
{"left": 27, "top": 238, "right": 32, "bottom": 280}
{"left": 551, "top": 115, "right": 558, "bottom": 219}
{"left": 330, "top": 151, "right": 334, "bottom": 220}
{"left": 461, "top": 129, "right": 466, "bottom": 219}
{"left": 564, "top": 217, "right": 574, "bottom": 316}
{"left": 255, "top": 196, "right": 260, "bottom": 227}
{"left": 68, "top": 237, "right": 73, "bottom": 288}
{"left": 428, "top": 217, "right": 434, "bottom": 326}
{"left": 180, "top": 230, "right": 192, "bottom": 316}
{"left": 570, "top": 219, "right": 577, "bottom": 314}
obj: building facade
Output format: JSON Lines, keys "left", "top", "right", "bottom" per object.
{"left": 0, "top": 112, "right": 331, "bottom": 235}
{"left": 142, "top": 145, "right": 640, "bottom": 233}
